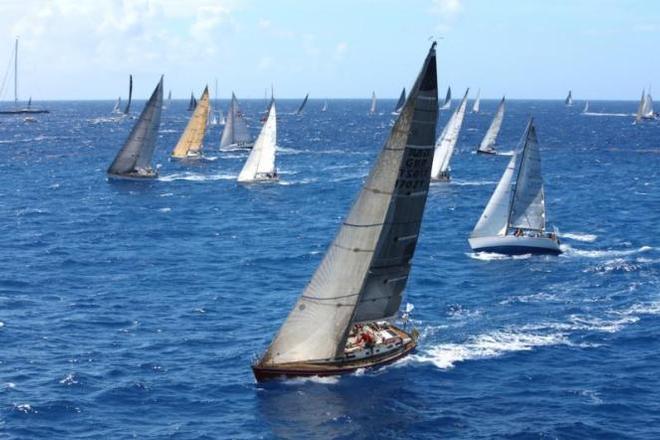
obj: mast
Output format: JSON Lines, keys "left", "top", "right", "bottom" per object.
{"left": 14, "top": 38, "right": 18, "bottom": 105}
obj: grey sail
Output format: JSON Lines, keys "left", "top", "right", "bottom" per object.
{"left": 123, "top": 74, "right": 133, "bottom": 115}
{"left": 369, "top": 91, "right": 377, "bottom": 114}
{"left": 477, "top": 96, "right": 505, "bottom": 153}
{"left": 108, "top": 77, "right": 163, "bottom": 176}
{"left": 393, "top": 87, "right": 406, "bottom": 113}
{"left": 220, "top": 92, "right": 251, "bottom": 148}
{"left": 440, "top": 86, "right": 451, "bottom": 110}
{"left": 295, "top": 93, "right": 309, "bottom": 115}
{"left": 565, "top": 90, "right": 573, "bottom": 106}
{"left": 508, "top": 118, "right": 546, "bottom": 232}
{"left": 261, "top": 43, "right": 438, "bottom": 365}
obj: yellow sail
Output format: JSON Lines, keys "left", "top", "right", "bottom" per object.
{"left": 171, "top": 86, "right": 210, "bottom": 158}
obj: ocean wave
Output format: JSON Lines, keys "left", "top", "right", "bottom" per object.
{"left": 560, "top": 232, "right": 598, "bottom": 242}
{"left": 562, "top": 245, "right": 652, "bottom": 258}
{"left": 159, "top": 172, "right": 236, "bottom": 182}
{"left": 280, "top": 375, "right": 340, "bottom": 385}
{"left": 448, "top": 180, "right": 498, "bottom": 187}
{"left": 278, "top": 178, "right": 318, "bottom": 186}
{"left": 468, "top": 252, "right": 532, "bottom": 261}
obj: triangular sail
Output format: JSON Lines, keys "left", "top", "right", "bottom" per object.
{"left": 321, "top": 100, "right": 328, "bottom": 112}
{"left": 261, "top": 43, "right": 438, "bottom": 365}
{"left": 238, "top": 102, "right": 277, "bottom": 182}
{"left": 220, "top": 92, "right": 251, "bottom": 148}
{"left": 508, "top": 119, "right": 546, "bottom": 232}
{"left": 471, "top": 155, "right": 516, "bottom": 238}
{"left": 171, "top": 86, "right": 210, "bottom": 158}
{"left": 477, "top": 96, "right": 505, "bottom": 153}
{"left": 582, "top": 101, "right": 589, "bottom": 114}
{"left": 369, "top": 91, "right": 377, "bottom": 114}
{"left": 393, "top": 87, "right": 406, "bottom": 113}
{"left": 27, "top": 97, "right": 31, "bottom": 109}
{"left": 431, "top": 89, "right": 469, "bottom": 178}
{"left": 440, "top": 86, "right": 451, "bottom": 110}
{"left": 123, "top": 75, "right": 133, "bottom": 115}
{"left": 565, "top": 90, "right": 573, "bottom": 106}
{"left": 295, "top": 93, "right": 309, "bottom": 115}
{"left": 112, "top": 97, "right": 122, "bottom": 114}
{"left": 108, "top": 77, "right": 163, "bottom": 175}
{"left": 472, "top": 89, "right": 480, "bottom": 113}
{"left": 636, "top": 89, "right": 646, "bottom": 122}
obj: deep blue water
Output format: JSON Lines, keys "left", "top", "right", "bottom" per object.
{"left": 1, "top": 98, "right": 659, "bottom": 439}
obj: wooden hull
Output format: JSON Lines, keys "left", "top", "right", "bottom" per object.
{"left": 252, "top": 338, "right": 416, "bottom": 382}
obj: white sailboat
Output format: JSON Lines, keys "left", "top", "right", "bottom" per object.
{"left": 171, "top": 86, "right": 210, "bottom": 159}
{"left": 472, "top": 89, "right": 481, "bottom": 113}
{"left": 237, "top": 101, "right": 278, "bottom": 183}
{"left": 468, "top": 118, "right": 561, "bottom": 255}
{"left": 252, "top": 42, "right": 439, "bottom": 381}
{"left": 431, "top": 89, "right": 470, "bottom": 181}
{"left": 477, "top": 96, "right": 505, "bottom": 155}
{"left": 369, "top": 91, "right": 377, "bottom": 114}
{"left": 112, "top": 97, "right": 122, "bottom": 114}
{"left": 582, "top": 101, "right": 589, "bottom": 114}
{"left": 635, "top": 88, "right": 656, "bottom": 122}
{"left": 107, "top": 77, "right": 163, "bottom": 180}
{"left": 439, "top": 86, "right": 451, "bottom": 110}
{"left": 565, "top": 90, "right": 573, "bottom": 106}
{"left": 219, "top": 92, "right": 252, "bottom": 150}
{"left": 321, "top": 100, "right": 328, "bottom": 112}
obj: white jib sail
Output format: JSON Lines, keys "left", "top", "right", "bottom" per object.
{"left": 471, "top": 154, "right": 516, "bottom": 238}
{"left": 431, "top": 89, "right": 469, "bottom": 178}
{"left": 238, "top": 102, "right": 277, "bottom": 182}
{"left": 478, "top": 97, "right": 505, "bottom": 153}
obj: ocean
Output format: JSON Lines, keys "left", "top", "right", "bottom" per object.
{"left": 1, "top": 98, "right": 659, "bottom": 439}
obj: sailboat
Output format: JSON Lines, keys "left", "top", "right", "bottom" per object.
{"left": 294, "top": 93, "right": 309, "bottom": 115}
{"left": 219, "top": 92, "right": 252, "bottom": 150}
{"left": 107, "top": 77, "right": 164, "bottom": 180}
{"left": 582, "top": 101, "right": 589, "bottom": 114}
{"left": 430, "top": 89, "right": 470, "bottom": 181}
{"left": 321, "top": 100, "right": 328, "bottom": 112}
{"left": 635, "top": 89, "right": 656, "bottom": 122}
{"left": 0, "top": 38, "right": 49, "bottom": 115}
{"left": 369, "top": 91, "right": 377, "bottom": 114}
{"left": 171, "top": 86, "right": 210, "bottom": 159}
{"left": 472, "top": 89, "right": 481, "bottom": 113}
{"left": 392, "top": 87, "right": 406, "bottom": 114}
{"left": 565, "top": 90, "right": 573, "bottom": 106}
{"left": 238, "top": 101, "right": 278, "bottom": 183}
{"left": 112, "top": 97, "right": 122, "bottom": 114}
{"left": 477, "top": 96, "right": 505, "bottom": 155}
{"left": 469, "top": 118, "right": 561, "bottom": 255}
{"left": 123, "top": 75, "right": 133, "bottom": 115}
{"left": 439, "top": 86, "right": 451, "bottom": 110}
{"left": 187, "top": 92, "right": 197, "bottom": 111}
{"left": 252, "top": 42, "right": 439, "bottom": 381}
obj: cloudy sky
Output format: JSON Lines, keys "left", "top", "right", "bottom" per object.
{"left": 0, "top": 0, "right": 658, "bottom": 100}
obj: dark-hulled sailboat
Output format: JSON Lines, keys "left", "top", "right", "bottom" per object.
{"left": 252, "top": 42, "right": 439, "bottom": 381}
{"left": 123, "top": 75, "right": 133, "bottom": 115}
{"left": 107, "top": 77, "right": 163, "bottom": 180}
{"left": 294, "top": 93, "right": 309, "bottom": 115}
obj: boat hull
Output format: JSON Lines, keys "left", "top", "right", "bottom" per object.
{"left": 0, "top": 109, "right": 49, "bottom": 115}
{"left": 469, "top": 234, "right": 561, "bottom": 255}
{"left": 107, "top": 171, "right": 158, "bottom": 181}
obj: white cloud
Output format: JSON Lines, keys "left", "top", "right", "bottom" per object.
{"left": 430, "top": 0, "right": 463, "bottom": 33}
{"left": 334, "top": 41, "right": 348, "bottom": 61}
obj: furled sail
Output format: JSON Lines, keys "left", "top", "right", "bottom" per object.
{"left": 108, "top": 77, "right": 163, "bottom": 176}
{"left": 123, "top": 75, "right": 133, "bottom": 115}
{"left": 238, "top": 101, "right": 277, "bottom": 182}
{"left": 431, "top": 89, "right": 469, "bottom": 179}
{"left": 393, "top": 87, "right": 406, "bottom": 114}
{"left": 261, "top": 43, "right": 438, "bottom": 365}
{"left": 508, "top": 119, "right": 546, "bottom": 232}
{"left": 472, "top": 89, "right": 480, "bottom": 113}
{"left": 471, "top": 155, "right": 516, "bottom": 238}
{"left": 171, "top": 86, "right": 210, "bottom": 158}
{"left": 565, "top": 90, "right": 573, "bottom": 106}
{"left": 369, "top": 91, "right": 377, "bottom": 114}
{"left": 440, "top": 86, "right": 451, "bottom": 110}
{"left": 477, "top": 96, "right": 505, "bottom": 154}
{"left": 295, "top": 93, "right": 309, "bottom": 115}
{"left": 219, "top": 92, "right": 251, "bottom": 149}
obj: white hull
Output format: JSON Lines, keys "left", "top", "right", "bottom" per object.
{"left": 469, "top": 234, "right": 561, "bottom": 255}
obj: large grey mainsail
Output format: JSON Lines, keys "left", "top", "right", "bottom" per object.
{"left": 295, "top": 93, "right": 309, "bottom": 115}
{"left": 220, "top": 92, "right": 251, "bottom": 148}
{"left": 123, "top": 74, "right": 133, "bottom": 115}
{"left": 108, "top": 77, "right": 163, "bottom": 176}
{"left": 508, "top": 119, "right": 545, "bottom": 231}
{"left": 477, "top": 96, "right": 505, "bottom": 153}
{"left": 261, "top": 43, "right": 438, "bottom": 365}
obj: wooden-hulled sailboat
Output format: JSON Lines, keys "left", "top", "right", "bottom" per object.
{"left": 477, "top": 96, "right": 505, "bottom": 155}
{"left": 187, "top": 92, "right": 197, "bottom": 111}
{"left": 107, "top": 77, "right": 163, "bottom": 180}
{"left": 369, "top": 91, "right": 377, "bottom": 114}
{"left": 635, "top": 89, "right": 656, "bottom": 122}
{"left": 294, "top": 93, "right": 309, "bottom": 115}
{"left": 123, "top": 75, "right": 133, "bottom": 115}
{"left": 430, "top": 89, "right": 469, "bottom": 181}
{"left": 171, "top": 86, "right": 210, "bottom": 159}
{"left": 565, "top": 90, "right": 573, "bottom": 106}
{"left": 392, "top": 87, "right": 406, "bottom": 114}
{"left": 472, "top": 89, "right": 481, "bottom": 113}
{"left": 238, "top": 101, "right": 278, "bottom": 183}
{"left": 252, "top": 42, "right": 439, "bottom": 381}
{"left": 219, "top": 92, "right": 252, "bottom": 150}
{"left": 439, "top": 86, "right": 451, "bottom": 110}
{"left": 0, "top": 38, "right": 49, "bottom": 115}
{"left": 468, "top": 118, "right": 561, "bottom": 255}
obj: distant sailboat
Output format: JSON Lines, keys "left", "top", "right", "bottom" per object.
{"left": 439, "top": 86, "right": 451, "bottom": 110}
{"left": 294, "top": 93, "right": 309, "bottom": 115}
{"left": 123, "top": 75, "right": 133, "bottom": 115}
{"left": 635, "top": 88, "right": 655, "bottom": 122}
{"left": 369, "top": 91, "right": 377, "bottom": 114}
{"left": 469, "top": 118, "right": 561, "bottom": 255}
{"left": 0, "top": 38, "right": 49, "bottom": 115}
{"left": 219, "top": 92, "right": 252, "bottom": 150}
{"left": 112, "top": 97, "right": 122, "bottom": 114}
{"left": 472, "top": 89, "right": 481, "bottom": 113}
{"left": 238, "top": 101, "right": 278, "bottom": 183}
{"left": 171, "top": 86, "right": 210, "bottom": 159}
{"left": 252, "top": 42, "right": 438, "bottom": 382}
{"left": 163, "top": 90, "right": 171, "bottom": 110}
{"left": 477, "top": 96, "right": 505, "bottom": 155}
{"left": 565, "top": 90, "right": 573, "bottom": 106}
{"left": 187, "top": 92, "right": 197, "bottom": 111}
{"left": 582, "top": 101, "right": 589, "bottom": 114}
{"left": 431, "top": 89, "right": 470, "bottom": 181}
{"left": 107, "top": 77, "right": 164, "bottom": 180}
{"left": 321, "top": 100, "right": 328, "bottom": 112}
{"left": 392, "top": 87, "right": 406, "bottom": 114}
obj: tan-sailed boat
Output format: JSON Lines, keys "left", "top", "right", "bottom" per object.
{"left": 171, "top": 86, "right": 210, "bottom": 159}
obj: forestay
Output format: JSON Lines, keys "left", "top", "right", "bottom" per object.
{"left": 431, "top": 89, "right": 469, "bottom": 178}
{"left": 261, "top": 43, "right": 438, "bottom": 365}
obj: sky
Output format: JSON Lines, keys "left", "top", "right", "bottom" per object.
{"left": 0, "top": 0, "right": 658, "bottom": 100}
